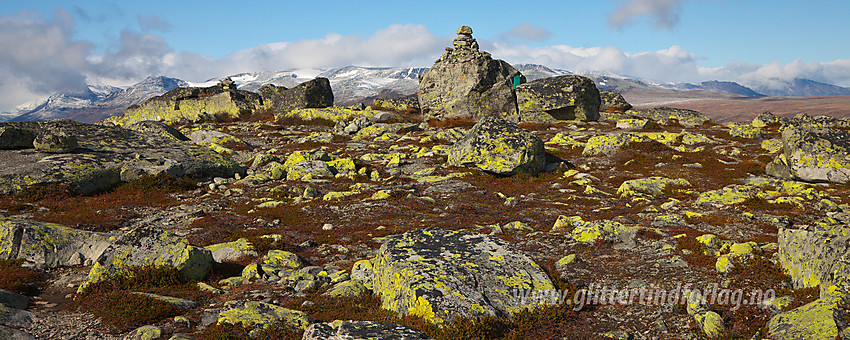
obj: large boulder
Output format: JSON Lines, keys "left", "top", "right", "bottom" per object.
{"left": 0, "top": 127, "right": 36, "bottom": 150}
{"left": 372, "top": 94, "right": 420, "bottom": 114}
{"left": 627, "top": 107, "right": 711, "bottom": 128}
{"left": 777, "top": 225, "right": 850, "bottom": 296}
{"left": 767, "top": 294, "right": 849, "bottom": 339}
{"left": 105, "top": 78, "right": 263, "bottom": 126}
{"left": 515, "top": 75, "right": 601, "bottom": 122}
{"left": 303, "top": 320, "right": 431, "bottom": 340}
{"left": 766, "top": 127, "right": 850, "bottom": 184}
{"left": 599, "top": 91, "right": 632, "bottom": 113}
{"left": 78, "top": 226, "right": 213, "bottom": 293}
{"left": 370, "top": 228, "right": 555, "bottom": 324}
{"left": 447, "top": 116, "right": 545, "bottom": 175}
{"left": 258, "top": 77, "right": 334, "bottom": 114}
{"left": 0, "top": 119, "right": 243, "bottom": 195}
{"left": 216, "top": 300, "right": 312, "bottom": 336}
{"left": 0, "top": 219, "right": 113, "bottom": 268}
{"left": 418, "top": 26, "right": 524, "bottom": 120}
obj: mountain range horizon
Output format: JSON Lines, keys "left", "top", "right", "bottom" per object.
{"left": 5, "top": 63, "right": 850, "bottom": 124}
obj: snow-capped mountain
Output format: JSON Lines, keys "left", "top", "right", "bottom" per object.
{"left": 8, "top": 76, "right": 186, "bottom": 123}
{"left": 4, "top": 63, "right": 850, "bottom": 123}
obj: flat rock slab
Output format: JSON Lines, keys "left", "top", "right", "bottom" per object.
{"left": 516, "top": 74, "right": 601, "bottom": 122}
{"left": 303, "top": 320, "right": 432, "bottom": 340}
{"left": 371, "top": 228, "right": 555, "bottom": 324}
{"left": 0, "top": 218, "right": 113, "bottom": 268}
{"left": 0, "top": 119, "right": 243, "bottom": 195}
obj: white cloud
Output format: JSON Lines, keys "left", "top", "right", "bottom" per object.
{"left": 498, "top": 23, "right": 552, "bottom": 42}
{"left": 608, "top": 0, "right": 685, "bottom": 30}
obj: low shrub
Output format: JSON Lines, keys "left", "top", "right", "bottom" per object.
{"left": 77, "top": 291, "right": 182, "bottom": 332}
{"left": 0, "top": 259, "right": 42, "bottom": 295}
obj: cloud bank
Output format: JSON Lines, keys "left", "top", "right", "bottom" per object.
{"left": 608, "top": 0, "right": 686, "bottom": 30}
{"left": 1, "top": 10, "right": 850, "bottom": 113}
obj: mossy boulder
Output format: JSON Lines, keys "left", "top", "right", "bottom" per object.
{"left": 696, "top": 185, "right": 766, "bottom": 206}
{"left": 752, "top": 111, "right": 787, "bottom": 128}
{"left": 217, "top": 300, "right": 312, "bottom": 336}
{"left": 204, "top": 238, "right": 258, "bottom": 263}
{"left": 766, "top": 127, "right": 850, "bottom": 184}
{"left": 447, "top": 116, "right": 545, "bottom": 175}
{"left": 372, "top": 94, "right": 420, "bottom": 114}
{"left": 124, "top": 121, "right": 190, "bottom": 141}
{"left": 564, "top": 216, "right": 638, "bottom": 245}
{"left": 767, "top": 294, "right": 849, "bottom": 339}
{"left": 106, "top": 79, "right": 263, "bottom": 126}
{"left": 727, "top": 122, "right": 768, "bottom": 139}
{"left": 32, "top": 130, "right": 77, "bottom": 153}
{"left": 258, "top": 77, "right": 333, "bottom": 114}
{"left": 616, "top": 177, "right": 691, "bottom": 198}
{"left": 515, "top": 75, "right": 601, "bottom": 122}
{"left": 0, "top": 126, "right": 36, "bottom": 150}
{"left": 303, "top": 320, "right": 432, "bottom": 340}
{"left": 582, "top": 133, "right": 650, "bottom": 156}
{"left": 78, "top": 226, "right": 213, "bottom": 293}
{"left": 370, "top": 228, "right": 555, "bottom": 324}
{"left": 627, "top": 107, "right": 712, "bottom": 128}
{"left": 777, "top": 224, "right": 850, "bottom": 295}
{"left": 0, "top": 119, "right": 243, "bottom": 195}
{"left": 418, "top": 27, "right": 523, "bottom": 120}
{"left": 0, "top": 218, "right": 112, "bottom": 268}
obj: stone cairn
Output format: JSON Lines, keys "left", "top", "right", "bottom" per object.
{"left": 440, "top": 26, "right": 484, "bottom": 61}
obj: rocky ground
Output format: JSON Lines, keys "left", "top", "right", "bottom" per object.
{"left": 2, "top": 25, "right": 850, "bottom": 340}
{"left": 1, "top": 104, "right": 849, "bottom": 339}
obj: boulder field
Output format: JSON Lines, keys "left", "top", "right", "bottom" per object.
{"left": 1, "top": 26, "right": 850, "bottom": 340}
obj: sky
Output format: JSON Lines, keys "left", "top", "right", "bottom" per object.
{"left": 1, "top": 0, "right": 850, "bottom": 112}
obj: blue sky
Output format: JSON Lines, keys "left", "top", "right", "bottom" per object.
{"left": 1, "top": 0, "right": 849, "bottom": 111}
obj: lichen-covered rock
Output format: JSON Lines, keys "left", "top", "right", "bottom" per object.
{"left": 516, "top": 75, "right": 601, "bottom": 122}
{"left": 125, "top": 325, "right": 162, "bottom": 340}
{"left": 418, "top": 26, "right": 524, "bottom": 120}
{"left": 0, "top": 119, "right": 243, "bottom": 195}
{"left": 582, "top": 133, "right": 650, "bottom": 156}
{"left": 106, "top": 78, "right": 263, "bottom": 126}
{"left": 616, "top": 177, "right": 691, "bottom": 198}
{"left": 752, "top": 111, "right": 788, "bottom": 128}
{"left": 0, "top": 127, "right": 36, "bottom": 150}
{"left": 323, "top": 280, "right": 369, "bottom": 298}
{"left": 217, "top": 300, "right": 312, "bottom": 335}
{"left": 693, "top": 311, "right": 725, "bottom": 338}
{"left": 371, "top": 228, "right": 555, "bottom": 324}
{"left": 372, "top": 94, "right": 420, "bottom": 114}
{"left": 78, "top": 226, "right": 213, "bottom": 293}
{"left": 33, "top": 130, "right": 77, "bottom": 153}
{"left": 258, "top": 78, "right": 333, "bottom": 114}
{"left": 447, "top": 116, "right": 545, "bottom": 175}
{"left": 767, "top": 294, "right": 848, "bottom": 339}
{"left": 303, "top": 320, "right": 432, "bottom": 340}
{"left": 0, "top": 218, "right": 112, "bottom": 268}
{"left": 726, "top": 122, "right": 768, "bottom": 139}
{"left": 204, "top": 238, "right": 257, "bottom": 263}
{"left": 777, "top": 224, "right": 850, "bottom": 295}
{"left": 599, "top": 91, "right": 632, "bottom": 113}
{"left": 564, "top": 216, "right": 637, "bottom": 245}
{"left": 125, "top": 121, "right": 190, "bottom": 141}
{"left": 696, "top": 185, "right": 766, "bottom": 206}
{"left": 766, "top": 127, "right": 850, "bottom": 184}
{"left": 262, "top": 250, "right": 303, "bottom": 269}
{"left": 627, "top": 107, "right": 712, "bottom": 128}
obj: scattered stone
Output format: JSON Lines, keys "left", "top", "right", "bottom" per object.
{"left": 323, "top": 280, "right": 369, "bottom": 298}
{"left": 616, "top": 177, "right": 691, "bottom": 198}
{"left": 448, "top": 116, "right": 545, "bottom": 175}
{"left": 124, "top": 325, "right": 162, "bottom": 340}
{"left": 371, "top": 228, "right": 555, "bottom": 323}
{"left": 303, "top": 320, "right": 432, "bottom": 340}
{"left": 204, "top": 238, "right": 258, "bottom": 263}
{"left": 0, "top": 325, "right": 34, "bottom": 340}
{"left": 516, "top": 75, "right": 601, "bottom": 122}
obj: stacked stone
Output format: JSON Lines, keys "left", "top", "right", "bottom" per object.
{"left": 451, "top": 26, "right": 479, "bottom": 53}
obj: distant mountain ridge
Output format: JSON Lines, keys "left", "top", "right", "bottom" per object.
{"left": 5, "top": 64, "right": 850, "bottom": 123}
